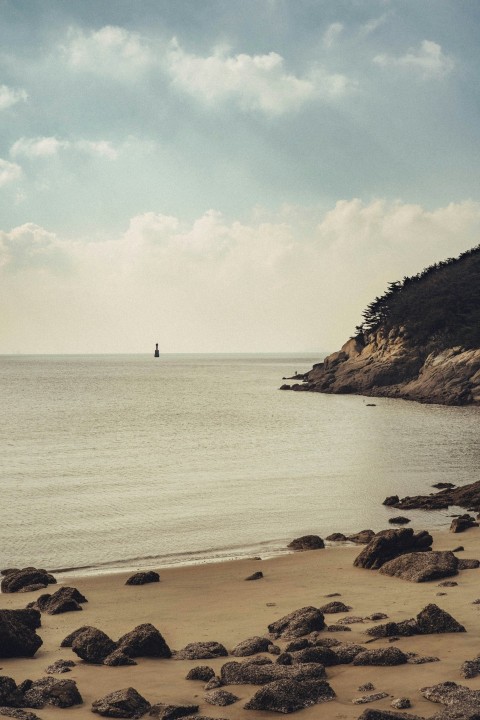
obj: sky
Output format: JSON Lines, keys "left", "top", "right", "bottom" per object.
{"left": 1, "top": 0, "right": 480, "bottom": 354}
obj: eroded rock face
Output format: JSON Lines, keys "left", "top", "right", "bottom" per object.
{"left": 1, "top": 568, "right": 56, "bottom": 594}
{"left": 71, "top": 627, "right": 117, "bottom": 663}
{"left": 287, "top": 535, "right": 325, "bottom": 551}
{"left": 220, "top": 659, "right": 326, "bottom": 685}
{"left": 117, "top": 624, "right": 171, "bottom": 659}
{"left": 268, "top": 606, "right": 325, "bottom": 639}
{"left": 125, "top": 572, "right": 159, "bottom": 586}
{"left": 244, "top": 678, "right": 335, "bottom": 713}
{"left": 91, "top": 687, "right": 150, "bottom": 718}
{"left": 175, "top": 642, "right": 227, "bottom": 660}
{"left": 353, "top": 529, "right": 433, "bottom": 570}
{"left": 379, "top": 551, "right": 459, "bottom": 582}
{"left": 0, "top": 612, "right": 43, "bottom": 658}
{"left": 231, "top": 636, "right": 271, "bottom": 657}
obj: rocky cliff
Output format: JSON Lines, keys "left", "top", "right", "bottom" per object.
{"left": 282, "top": 245, "right": 480, "bottom": 405}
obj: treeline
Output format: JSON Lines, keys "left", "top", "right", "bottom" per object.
{"left": 355, "top": 244, "right": 480, "bottom": 350}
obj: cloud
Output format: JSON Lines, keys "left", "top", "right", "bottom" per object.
{"left": 0, "top": 84, "right": 28, "bottom": 110}
{"left": 166, "top": 39, "right": 352, "bottom": 114}
{"left": 0, "top": 158, "right": 22, "bottom": 187}
{"left": 10, "top": 137, "right": 118, "bottom": 160}
{"left": 323, "top": 23, "right": 343, "bottom": 49}
{"left": 1, "top": 199, "right": 479, "bottom": 353}
{"left": 374, "top": 40, "right": 454, "bottom": 79}
{"left": 359, "top": 14, "right": 387, "bottom": 36}
{"left": 62, "top": 25, "right": 152, "bottom": 78}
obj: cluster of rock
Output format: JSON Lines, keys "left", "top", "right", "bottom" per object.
{"left": 366, "top": 604, "right": 465, "bottom": 639}
{"left": 61, "top": 623, "right": 172, "bottom": 666}
{"left": 1, "top": 567, "right": 56, "bottom": 594}
{"left": 383, "top": 479, "right": 480, "bottom": 513}
{"left": 27, "top": 586, "right": 87, "bottom": 614}
{"left": 0, "top": 675, "right": 82, "bottom": 712}
{"left": 353, "top": 528, "right": 433, "bottom": 570}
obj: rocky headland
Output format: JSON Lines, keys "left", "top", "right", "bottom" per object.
{"left": 281, "top": 245, "right": 480, "bottom": 405}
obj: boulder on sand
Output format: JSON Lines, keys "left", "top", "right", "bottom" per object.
{"left": 22, "top": 677, "right": 83, "bottom": 709}
{"left": 175, "top": 642, "right": 227, "bottom": 660}
{"left": 1, "top": 568, "right": 56, "bottom": 594}
{"left": 415, "top": 604, "right": 466, "bottom": 634}
{"left": 287, "top": 535, "right": 325, "bottom": 551}
{"left": 244, "top": 678, "right": 335, "bottom": 713}
{"left": 379, "top": 551, "right": 459, "bottom": 582}
{"left": 125, "top": 571, "right": 159, "bottom": 586}
{"left": 353, "top": 647, "right": 408, "bottom": 666}
{"left": 29, "top": 586, "right": 87, "bottom": 615}
{"left": 71, "top": 627, "right": 117, "bottom": 663}
{"left": 268, "top": 606, "right": 325, "bottom": 639}
{"left": 220, "top": 659, "right": 326, "bottom": 685}
{"left": 354, "top": 528, "right": 432, "bottom": 570}
{"left": 117, "top": 624, "right": 171, "bottom": 658}
{"left": 91, "top": 687, "right": 150, "bottom": 718}
{"left": 231, "top": 636, "right": 271, "bottom": 657}
{"left": 0, "top": 611, "right": 43, "bottom": 658}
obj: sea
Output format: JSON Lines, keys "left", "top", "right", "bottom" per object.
{"left": 1, "top": 353, "right": 479, "bottom": 577}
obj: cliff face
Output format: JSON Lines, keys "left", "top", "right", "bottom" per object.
{"left": 298, "top": 330, "right": 480, "bottom": 405}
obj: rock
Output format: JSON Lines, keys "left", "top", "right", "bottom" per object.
{"left": 420, "top": 680, "right": 480, "bottom": 708}
{"left": 357, "top": 711, "right": 425, "bottom": 720}
{"left": 391, "top": 698, "right": 411, "bottom": 709}
{"left": 245, "top": 571, "right": 263, "bottom": 581}
{"left": 461, "top": 657, "right": 480, "bottom": 679}
{"left": 337, "top": 616, "right": 364, "bottom": 625}
{"left": 103, "top": 650, "right": 137, "bottom": 666}
{"left": 354, "top": 529, "right": 433, "bottom": 570}
{"left": 268, "top": 606, "right": 325, "bottom": 638}
{"left": 287, "top": 535, "right": 325, "bottom": 551}
{"left": 457, "top": 558, "right": 480, "bottom": 569}
{"left": 117, "top": 624, "right": 172, "bottom": 658}
{"left": 366, "top": 620, "right": 418, "bottom": 638}
{"left": 204, "top": 690, "right": 238, "bottom": 707}
{"left": 379, "top": 551, "right": 458, "bottom": 582}
{"left": 45, "top": 659, "right": 75, "bottom": 674}
{"left": 450, "top": 515, "right": 478, "bottom": 533}
{"left": 71, "top": 627, "right": 117, "bottom": 663}
{"left": 438, "top": 581, "right": 458, "bottom": 587}
{"left": 366, "top": 613, "right": 389, "bottom": 621}
{"left": 353, "top": 692, "right": 389, "bottom": 704}
{"left": 415, "top": 604, "right": 466, "bottom": 634}
{"left": 125, "top": 571, "right": 159, "bottom": 586}
{"left": 383, "top": 496, "right": 400, "bottom": 506}
{"left": 244, "top": 678, "right": 335, "bottom": 712}
{"left": 1, "top": 568, "right": 56, "bottom": 594}
{"left": 175, "top": 642, "right": 227, "bottom": 660}
{"left": 318, "top": 601, "right": 351, "bottom": 613}
{"left": 204, "top": 677, "right": 222, "bottom": 690}
{"left": 0, "top": 678, "right": 24, "bottom": 707}
{"left": 61, "top": 625, "right": 96, "bottom": 647}
{"left": 0, "top": 612, "right": 43, "bottom": 658}
{"left": 185, "top": 666, "right": 215, "bottom": 681}
{"left": 353, "top": 647, "right": 408, "bottom": 666}
{"left": 326, "top": 533, "right": 347, "bottom": 541}
{"left": 288, "top": 646, "right": 338, "bottom": 666}
{"left": 392, "top": 479, "right": 480, "bottom": 513}
{"left": 359, "top": 683, "right": 375, "bottom": 691}
{"left": 268, "top": 643, "right": 280, "bottom": 654}
{"left": 347, "top": 530, "right": 375, "bottom": 544}
{"left": 307, "top": 634, "right": 341, "bottom": 647}
{"left": 148, "top": 704, "right": 198, "bottom": 719}
{"left": 231, "top": 636, "right": 271, "bottom": 656}
{"left": 332, "top": 644, "right": 366, "bottom": 664}
{"left": 407, "top": 655, "right": 440, "bottom": 664}
{"left": 284, "top": 639, "right": 310, "bottom": 652}
{"left": 220, "top": 659, "right": 326, "bottom": 685}
{"left": 0, "top": 709, "right": 41, "bottom": 719}
{"left": 29, "top": 586, "right": 87, "bottom": 615}
{"left": 92, "top": 687, "right": 150, "bottom": 718}
{"left": 388, "top": 517, "right": 411, "bottom": 525}
{"left": 433, "top": 483, "right": 456, "bottom": 489}
{"left": 22, "top": 677, "right": 83, "bottom": 708}
{"left": 0, "top": 610, "right": 41, "bottom": 631}
{"left": 326, "top": 624, "right": 351, "bottom": 632}
{"left": 452, "top": 546, "right": 464, "bottom": 552}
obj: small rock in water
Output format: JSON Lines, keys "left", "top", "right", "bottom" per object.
{"left": 287, "top": 535, "right": 325, "bottom": 551}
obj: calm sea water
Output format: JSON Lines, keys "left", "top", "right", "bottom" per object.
{"left": 1, "top": 354, "right": 479, "bottom": 576}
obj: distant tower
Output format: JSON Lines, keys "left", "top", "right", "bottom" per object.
{"left": 154, "top": 343, "right": 159, "bottom": 358}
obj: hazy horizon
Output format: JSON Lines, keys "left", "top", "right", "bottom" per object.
{"left": 1, "top": 1, "right": 480, "bottom": 354}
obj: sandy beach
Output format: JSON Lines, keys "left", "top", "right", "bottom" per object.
{"left": 3, "top": 527, "right": 480, "bottom": 719}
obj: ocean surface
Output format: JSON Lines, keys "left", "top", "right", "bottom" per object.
{"left": 1, "top": 353, "right": 479, "bottom": 577}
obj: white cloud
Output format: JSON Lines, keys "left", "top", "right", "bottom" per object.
{"left": 167, "top": 39, "right": 352, "bottom": 114}
{"left": 10, "top": 136, "right": 118, "bottom": 160}
{"left": 62, "top": 25, "right": 152, "bottom": 78}
{"left": 359, "top": 15, "right": 387, "bottom": 36}
{"left": 0, "top": 158, "right": 22, "bottom": 187}
{"left": 374, "top": 40, "right": 454, "bottom": 79}
{"left": 0, "top": 84, "right": 28, "bottom": 110}
{"left": 1, "top": 199, "right": 479, "bottom": 353}
{"left": 323, "top": 22, "right": 343, "bottom": 49}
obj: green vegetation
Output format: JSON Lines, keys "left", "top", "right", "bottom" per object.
{"left": 355, "top": 244, "right": 480, "bottom": 351}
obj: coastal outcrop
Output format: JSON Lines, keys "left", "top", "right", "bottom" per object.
{"left": 281, "top": 245, "right": 480, "bottom": 405}
{"left": 353, "top": 528, "right": 433, "bottom": 570}
{"left": 1, "top": 568, "right": 56, "bottom": 594}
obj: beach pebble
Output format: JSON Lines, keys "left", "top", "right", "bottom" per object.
{"left": 358, "top": 683, "right": 375, "bottom": 691}
{"left": 438, "top": 581, "right": 458, "bottom": 587}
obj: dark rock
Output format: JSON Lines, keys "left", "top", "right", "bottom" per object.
{"left": 353, "top": 692, "right": 389, "bottom": 704}
{"left": 392, "top": 479, "right": 480, "bottom": 513}
{"left": 1, "top": 569, "right": 56, "bottom": 594}
{"left": 336, "top": 615, "right": 364, "bottom": 625}
{"left": 433, "top": 483, "right": 455, "bottom": 489}
{"left": 325, "top": 533, "right": 347, "bottom": 541}
{"left": 452, "top": 546, "right": 464, "bottom": 552}
{"left": 324, "top": 592, "right": 342, "bottom": 597}
{"left": 379, "top": 551, "right": 458, "bottom": 582}
{"left": 332, "top": 644, "right": 366, "bottom": 664}
{"left": 420, "top": 681, "right": 480, "bottom": 716}
{"left": 306, "top": 633, "right": 341, "bottom": 647}
{"left": 117, "top": 624, "right": 171, "bottom": 658}
{"left": 458, "top": 558, "right": 480, "bottom": 569}
{"left": 45, "top": 659, "right": 75, "bottom": 674}
{"left": 0, "top": 678, "right": 24, "bottom": 708}
{"left": 287, "top": 535, "right": 325, "bottom": 551}
{"left": 185, "top": 666, "right": 215, "bottom": 682}
{"left": 175, "top": 642, "right": 227, "bottom": 660}
{"left": 22, "top": 677, "right": 83, "bottom": 709}
{"left": 357, "top": 711, "right": 425, "bottom": 720}
{"left": 204, "top": 690, "right": 238, "bottom": 707}
{"left": 358, "top": 683, "right": 375, "bottom": 691}
{"left": 0, "top": 610, "right": 41, "bottom": 631}
{"left": 461, "top": 657, "right": 480, "bottom": 679}
{"left": 354, "top": 528, "right": 433, "bottom": 570}
{"left": 268, "top": 606, "right": 325, "bottom": 638}
{"left": 366, "top": 620, "right": 418, "bottom": 638}
{"left": 347, "top": 530, "right": 375, "bottom": 544}
{"left": 288, "top": 646, "right": 338, "bottom": 666}
{"left": 204, "top": 677, "right": 222, "bottom": 690}
{"left": 450, "top": 515, "right": 478, "bottom": 533}
{"left": 125, "top": 571, "right": 159, "bottom": 586}
{"left": 245, "top": 571, "right": 263, "bottom": 581}
{"left": 279, "top": 384, "right": 291, "bottom": 390}
{"left": 60, "top": 625, "right": 96, "bottom": 647}
{"left": 268, "top": 643, "right": 280, "bottom": 654}
{"left": 0, "top": 612, "right": 43, "bottom": 658}
{"left": 148, "top": 704, "right": 198, "bottom": 719}
{"left": 92, "top": 687, "right": 150, "bottom": 718}
{"left": 220, "top": 659, "right": 326, "bottom": 685}
{"left": 391, "top": 698, "right": 411, "bottom": 709}
{"left": 103, "top": 650, "right": 137, "bottom": 666}
{"left": 353, "top": 647, "right": 408, "bottom": 666}
{"left": 388, "top": 517, "right": 411, "bottom": 525}
{"left": 284, "top": 639, "right": 309, "bottom": 652}
{"left": 326, "top": 624, "right": 351, "bottom": 632}
{"left": 318, "top": 601, "right": 351, "bottom": 613}
{"left": 71, "top": 627, "right": 117, "bottom": 663}
{"left": 275, "top": 652, "right": 292, "bottom": 665}
{"left": 244, "top": 678, "right": 335, "bottom": 712}
{"left": 0, "top": 710, "right": 41, "bottom": 720}
{"left": 231, "top": 636, "right": 271, "bottom": 656}
{"left": 438, "top": 581, "right": 458, "bottom": 587}
{"left": 415, "top": 604, "right": 466, "bottom": 634}
{"left": 29, "top": 586, "right": 87, "bottom": 615}
{"left": 383, "top": 496, "right": 400, "bottom": 506}
{"left": 366, "top": 613, "right": 388, "bottom": 621}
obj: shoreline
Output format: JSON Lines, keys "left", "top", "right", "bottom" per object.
{"left": 3, "top": 526, "right": 480, "bottom": 719}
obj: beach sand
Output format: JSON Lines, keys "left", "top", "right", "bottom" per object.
{"left": 3, "top": 528, "right": 480, "bottom": 719}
